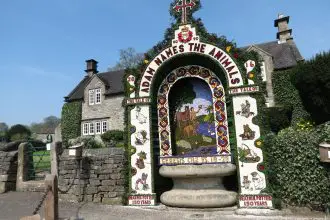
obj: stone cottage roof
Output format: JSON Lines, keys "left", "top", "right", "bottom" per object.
{"left": 65, "top": 69, "right": 125, "bottom": 102}
{"left": 241, "top": 40, "right": 304, "bottom": 70}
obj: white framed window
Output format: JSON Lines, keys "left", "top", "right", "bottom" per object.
{"left": 89, "top": 90, "right": 95, "bottom": 105}
{"left": 89, "top": 122, "right": 94, "bottom": 135}
{"left": 83, "top": 123, "right": 89, "bottom": 135}
{"left": 102, "top": 121, "right": 107, "bottom": 133}
{"left": 95, "top": 88, "right": 101, "bottom": 104}
{"left": 89, "top": 88, "right": 101, "bottom": 105}
{"left": 96, "top": 121, "right": 101, "bottom": 134}
{"left": 260, "top": 62, "right": 267, "bottom": 82}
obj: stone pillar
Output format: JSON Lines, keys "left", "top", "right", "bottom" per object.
{"left": 44, "top": 174, "right": 58, "bottom": 220}
{"left": 16, "top": 143, "right": 29, "bottom": 190}
{"left": 50, "top": 143, "right": 59, "bottom": 176}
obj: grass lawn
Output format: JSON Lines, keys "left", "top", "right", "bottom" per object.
{"left": 32, "top": 150, "right": 51, "bottom": 171}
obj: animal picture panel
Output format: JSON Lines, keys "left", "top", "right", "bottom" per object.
{"left": 157, "top": 66, "right": 232, "bottom": 165}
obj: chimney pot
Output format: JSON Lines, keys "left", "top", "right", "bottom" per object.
{"left": 85, "top": 59, "right": 98, "bottom": 76}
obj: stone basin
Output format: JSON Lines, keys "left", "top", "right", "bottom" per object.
{"left": 159, "top": 163, "right": 237, "bottom": 208}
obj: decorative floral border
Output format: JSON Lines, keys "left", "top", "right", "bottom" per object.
{"left": 157, "top": 65, "right": 231, "bottom": 158}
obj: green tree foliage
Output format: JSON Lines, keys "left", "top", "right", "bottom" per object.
{"left": 30, "top": 116, "right": 61, "bottom": 134}
{"left": 0, "top": 122, "right": 9, "bottom": 142}
{"left": 168, "top": 79, "right": 196, "bottom": 112}
{"left": 272, "top": 69, "right": 310, "bottom": 126}
{"left": 7, "top": 124, "right": 31, "bottom": 141}
{"left": 0, "top": 122, "right": 8, "bottom": 132}
{"left": 292, "top": 51, "right": 330, "bottom": 124}
{"left": 61, "top": 102, "right": 82, "bottom": 147}
{"left": 264, "top": 123, "right": 330, "bottom": 210}
{"left": 108, "top": 47, "right": 144, "bottom": 71}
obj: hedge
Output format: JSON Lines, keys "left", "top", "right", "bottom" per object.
{"left": 272, "top": 70, "right": 310, "bottom": 126}
{"left": 264, "top": 122, "right": 330, "bottom": 210}
{"left": 267, "top": 106, "right": 291, "bottom": 133}
{"left": 61, "top": 101, "right": 82, "bottom": 147}
{"left": 292, "top": 51, "right": 330, "bottom": 125}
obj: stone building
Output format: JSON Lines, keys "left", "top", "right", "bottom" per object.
{"left": 64, "top": 14, "right": 303, "bottom": 136}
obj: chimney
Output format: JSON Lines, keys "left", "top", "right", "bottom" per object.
{"left": 85, "top": 59, "right": 98, "bottom": 77}
{"left": 274, "top": 14, "right": 293, "bottom": 44}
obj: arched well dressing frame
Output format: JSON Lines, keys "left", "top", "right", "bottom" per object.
{"left": 157, "top": 65, "right": 231, "bottom": 165}
{"left": 127, "top": 25, "right": 272, "bottom": 208}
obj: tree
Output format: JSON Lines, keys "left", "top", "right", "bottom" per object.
{"left": 108, "top": 47, "right": 144, "bottom": 71}
{"left": 0, "top": 123, "right": 8, "bottom": 132}
{"left": 0, "top": 123, "right": 8, "bottom": 142}
{"left": 169, "top": 79, "right": 196, "bottom": 113}
{"left": 7, "top": 124, "right": 31, "bottom": 141}
{"left": 30, "top": 116, "right": 60, "bottom": 134}
{"left": 43, "top": 116, "right": 60, "bottom": 131}
{"left": 292, "top": 51, "right": 330, "bottom": 124}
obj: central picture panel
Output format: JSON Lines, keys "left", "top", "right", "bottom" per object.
{"left": 157, "top": 65, "right": 232, "bottom": 165}
{"left": 169, "top": 78, "right": 216, "bottom": 156}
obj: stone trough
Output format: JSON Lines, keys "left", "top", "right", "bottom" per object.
{"left": 159, "top": 163, "right": 237, "bottom": 208}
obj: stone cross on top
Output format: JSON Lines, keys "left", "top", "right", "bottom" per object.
{"left": 173, "top": 0, "right": 196, "bottom": 24}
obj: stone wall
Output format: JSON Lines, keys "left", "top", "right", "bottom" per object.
{"left": 58, "top": 148, "right": 126, "bottom": 204}
{"left": 0, "top": 151, "right": 18, "bottom": 193}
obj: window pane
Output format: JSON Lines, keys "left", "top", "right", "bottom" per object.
{"left": 89, "top": 90, "right": 95, "bottom": 105}
{"left": 96, "top": 122, "right": 101, "bottom": 134}
{"left": 102, "top": 121, "right": 107, "bottom": 133}
{"left": 89, "top": 123, "right": 94, "bottom": 134}
{"left": 96, "top": 89, "right": 101, "bottom": 104}
{"left": 83, "top": 123, "right": 89, "bottom": 135}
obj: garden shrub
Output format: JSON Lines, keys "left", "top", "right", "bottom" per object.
{"left": 69, "top": 136, "right": 104, "bottom": 149}
{"left": 292, "top": 51, "right": 330, "bottom": 125}
{"left": 264, "top": 122, "right": 330, "bottom": 211}
{"left": 7, "top": 124, "right": 31, "bottom": 141}
{"left": 61, "top": 101, "right": 82, "bottom": 148}
{"left": 115, "top": 142, "right": 125, "bottom": 148}
{"left": 101, "top": 130, "right": 124, "bottom": 146}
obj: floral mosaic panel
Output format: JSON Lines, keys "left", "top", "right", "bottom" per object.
{"left": 157, "top": 66, "right": 230, "bottom": 158}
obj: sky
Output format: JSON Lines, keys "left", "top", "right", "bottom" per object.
{"left": 0, "top": 0, "right": 329, "bottom": 126}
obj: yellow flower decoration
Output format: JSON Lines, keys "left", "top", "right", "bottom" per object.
{"left": 248, "top": 72, "right": 254, "bottom": 79}
{"left": 256, "top": 141, "right": 262, "bottom": 146}
{"left": 144, "top": 59, "right": 149, "bottom": 64}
